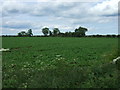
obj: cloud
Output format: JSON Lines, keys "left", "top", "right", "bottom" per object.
{"left": 2, "top": 1, "right": 31, "bottom": 16}
{"left": 1, "top": 0, "right": 118, "bottom": 35}
{"left": 2, "top": 0, "right": 118, "bottom": 19}
{"left": 71, "top": 15, "right": 117, "bottom": 24}
{"left": 89, "top": 0, "right": 118, "bottom": 17}
{"left": 2, "top": 21, "right": 33, "bottom": 29}
{"left": 1, "top": 1, "right": 90, "bottom": 18}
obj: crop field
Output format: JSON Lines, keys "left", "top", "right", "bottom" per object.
{"left": 2, "top": 37, "right": 120, "bottom": 88}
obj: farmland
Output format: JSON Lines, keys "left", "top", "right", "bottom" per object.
{"left": 2, "top": 37, "right": 120, "bottom": 88}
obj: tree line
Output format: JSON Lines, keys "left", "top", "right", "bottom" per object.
{"left": 1, "top": 26, "right": 119, "bottom": 37}
{"left": 2, "top": 34, "right": 120, "bottom": 37}
{"left": 18, "top": 29, "right": 33, "bottom": 37}
{"left": 17, "top": 26, "right": 88, "bottom": 37}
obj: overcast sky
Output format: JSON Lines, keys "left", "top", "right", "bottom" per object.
{"left": 0, "top": 0, "right": 119, "bottom": 35}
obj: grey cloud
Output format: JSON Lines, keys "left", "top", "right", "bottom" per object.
{"left": 2, "top": 21, "right": 33, "bottom": 29}
{"left": 1, "top": 0, "right": 118, "bottom": 35}
{"left": 2, "top": 1, "right": 89, "bottom": 19}
{"left": 32, "top": 2, "right": 90, "bottom": 19}
{"left": 2, "top": 0, "right": 118, "bottom": 19}
{"left": 102, "top": 13, "right": 118, "bottom": 17}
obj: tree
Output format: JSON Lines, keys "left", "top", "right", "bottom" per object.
{"left": 49, "top": 30, "right": 53, "bottom": 36}
{"left": 17, "top": 31, "right": 27, "bottom": 37}
{"left": 27, "top": 29, "right": 33, "bottom": 36}
{"left": 42, "top": 27, "right": 49, "bottom": 36}
{"left": 20, "top": 31, "right": 27, "bottom": 36}
{"left": 75, "top": 26, "right": 88, "bottom": 37}
{"left": 18, "top": 32, "right": 22, "bottom": 36}
{"left": 53, "top": 28, "right": 60, "bottom": 36}
{"left": 64, "top": 32, "right": 69, "bottom": 37}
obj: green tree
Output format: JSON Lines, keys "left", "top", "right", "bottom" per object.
{"left": 18, "top": 31, "right": 27, "bottom": 37}
{"left": 21, "top": 31, "right": 27, "bottom": 36}
{"left": 49, "top": 30, "right": 53, "bottom": 36}
{"left": 75, "top": 26, "right": 88, "bottom": 37}
{"left": 42, "top": 27, "right": 49, "bottom": 36}
{"left": 18, "top": 32, "right": 22, "bottom": 36}
{"left": 27, "top": 29, "right": 33, "bottom": 36}
{"left": 53, "top": 28, "right": 60, "bottom": 36}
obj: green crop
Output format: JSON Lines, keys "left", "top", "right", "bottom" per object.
{"left": 2, "top": 37, "right": 119, "bottom": 88}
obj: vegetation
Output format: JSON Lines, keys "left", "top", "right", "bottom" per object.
{"left": 74, "top": 26, "right": 88, "bottom": 37}
{"left": 47, "top": 26, "right": 87, "bottom": 37}
{"left": 15, "top": 26, "right": 120, "bottom": 38}
{"left": 17, "top": 26, "right": 88, "bottom": 37}
{"left": 2, "top": 34, "right": 120, "bottom": 37}
{"left": 27, "top": 29, "right": 33, "bottom": 37}
{"left": 53, "top": 28, "right": 60, "bottom": 36}
{"left": 42, "top": 27, "right": 49, "bottom": 36}
{"left": 2, "top": 37, "right": 119, "bottom": 88}
{"left": 18, "top": 29, "right": 33, "bottom": 37}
